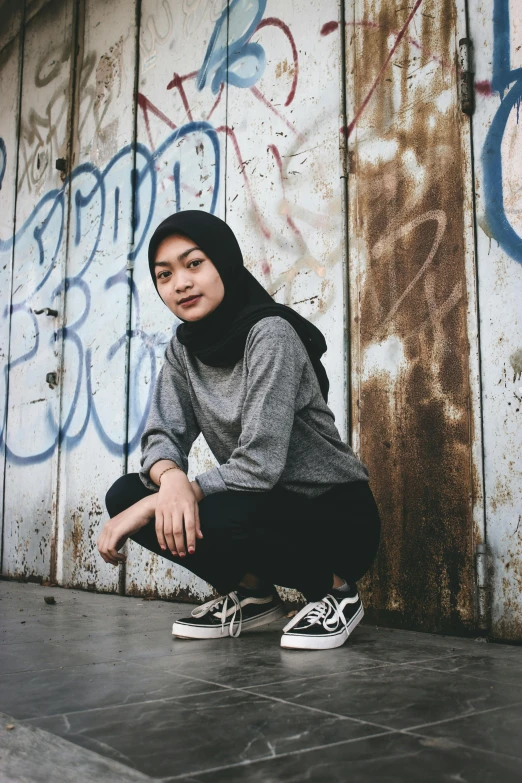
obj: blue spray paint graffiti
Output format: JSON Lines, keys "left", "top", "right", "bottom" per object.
{"left": 0, "top": 122, "right": 220, "bottom": 464}
{"left": 197, "top": 0, "right": 267, "bottom": 94}
{"left": 482, "top": 0, "right": 522, "bottom": 263}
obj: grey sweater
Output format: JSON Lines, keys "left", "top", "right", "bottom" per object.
{"left": 140, "top": 316, "right": 369, "bottom": 497}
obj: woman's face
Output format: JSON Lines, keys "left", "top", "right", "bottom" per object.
{"left": 154, "top": 234, "right": 225, "bottom": 321}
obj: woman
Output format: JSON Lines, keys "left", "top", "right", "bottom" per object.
{"left": 100, "top": 210, "right": 380, "bottom": 650}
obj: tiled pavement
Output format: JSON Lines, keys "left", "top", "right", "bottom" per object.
{"left": 1, "top": 580, "right": 522, "bottom": 782}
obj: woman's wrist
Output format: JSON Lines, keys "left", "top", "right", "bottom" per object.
{"left": 150, "top": 459, "right": 183, "bottom": 487}
{"left": 159, "top": 468, "right": 189, "bottom": 488}
{"left": 190, "top": 479, "right": 204, "bottom": 502}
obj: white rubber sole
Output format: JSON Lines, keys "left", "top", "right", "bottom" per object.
{"left": 172, "top": 603, "right": 286, "bottom": 639}
{"left": 280, "top": 604, "right": 364, "bottom": 650}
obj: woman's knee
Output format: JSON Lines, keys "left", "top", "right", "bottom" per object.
{"left": 105, "top": 473, "right": 153, "bottom": 518}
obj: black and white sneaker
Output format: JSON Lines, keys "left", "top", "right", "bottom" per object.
{"left": 172, "top": 586, "right": 285, "bottom": 640}
{"left": 280, "top": 588, "right": 364, "bottom": 650}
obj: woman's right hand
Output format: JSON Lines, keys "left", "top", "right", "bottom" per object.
{"left": 98, "top": 494, "right": 155, "bottom": 567}
{"left": 155, "top": 470, "right": 203, "bottom": 557}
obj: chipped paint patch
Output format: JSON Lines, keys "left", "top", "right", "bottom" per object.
{"left": 362, "top": 335, "right": 407, "bottom": 381}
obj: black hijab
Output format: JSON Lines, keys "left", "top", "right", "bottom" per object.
{"left": 148, "top": 211, "right": 330, "bottom": 403}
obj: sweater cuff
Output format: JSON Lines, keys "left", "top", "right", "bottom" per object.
{"left": 195, "top": 466, "right": 228, "bottom": 497}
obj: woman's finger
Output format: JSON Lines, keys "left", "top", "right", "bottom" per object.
{"left": 108, "top": 535, "right": 126, "bottom": 560}
{"left": 173, "top": 512, "right": 186, "bottom": 557}
{"left": 155, "top": 511, "right": 168, "bottom": 551}
{"left": 108, "top": 549, "right": 126, "bottom": 562}
{"left": 97, "top": 527, "right": 108, "bottom": 554}
{"left": 195, "top": 504, "right": 203, "bottom": 541}
{"left": 107, "top": 533, "right": 125, "bottom": 563}
{"left": 98, "top": 531, "right": 114, "bottom": 563}
{"left": 163, "top": 514, "right": 178, "bottom": 556}
{"left": 185, "top": 511, "right": 196, "bottom": 555}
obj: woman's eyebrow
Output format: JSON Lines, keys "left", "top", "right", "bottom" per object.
{"left": 154, "top": 247, "right": 203, "bottom": 267}
{"left": 177, "top": 246, "right": 203, "bottom": 261}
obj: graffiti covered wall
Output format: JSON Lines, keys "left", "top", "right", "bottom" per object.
{"left": 0, "top": 0, "right": 520, "bottom": 638}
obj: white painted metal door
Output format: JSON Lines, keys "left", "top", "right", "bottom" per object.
{"left": 0, "top": 7, "right": 23, "bottom": 572}
{"left": 2, "top": 0, "right": 74, "bottom": 580}
{"left": 56, "top": 0, "right": 138, "bottom": 591}
{"left": 125, "top": 0, "right": 226, "bottom": 600}
{"left": 469, "top": 0, "right": 522, "bottom": 640}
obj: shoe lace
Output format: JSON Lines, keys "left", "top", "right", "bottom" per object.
{"left": 305, "top": 599, "right": 332, "bottom": 626}
{"left": 283, "top": 594, "right": 347, "bottom": 633}
{"left": 191, "top": 592, "right": 243, "bottom": 637}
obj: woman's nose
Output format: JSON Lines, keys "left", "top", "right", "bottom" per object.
{"left": 175, "top": 277, "right": 193, "bottom": 292}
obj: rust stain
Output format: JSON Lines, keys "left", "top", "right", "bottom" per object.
{"left": 94, "top": 37, "right": 123, "bottom": 110}
{"left": 125, "top": 578, "right": 214, "bottom": 605}
{"left": 352, "top": 0, "right": 475, "bottom": 633}
{"left": 69, "top": 510, "right": 84, "bottom": 567}
{"left": 275, "top": 58, "right": 295, "bottom": 80}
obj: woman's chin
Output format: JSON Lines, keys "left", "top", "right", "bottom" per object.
{"left": 174, "top": 306, "right": 208, "bottom": 321}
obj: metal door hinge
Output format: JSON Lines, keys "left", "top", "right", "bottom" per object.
{"left": 459, "top": 38, "right": 475, "bottom": 116}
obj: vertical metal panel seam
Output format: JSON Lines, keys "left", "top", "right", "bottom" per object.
{"left": 122, "top": 0, "right": 143, "bottom": 597}
{"left": 50, "top": 0, "right": 85, "bottom": 584}
{"left": 338, "top": 0, "right": 351, "bottom": 444}
{"left": 462, "top": 0, "right": 489, "bottom": 630}
{"left": 224, "top": 0, "right": 229, "bottom": 221}
{"left": 0, "top": 0, "right": 26, "bottom": 574}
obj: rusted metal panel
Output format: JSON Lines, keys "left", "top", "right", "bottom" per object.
{"left": 469, "top": 0, "right": 522, "bottom": 640}
{"left": 0, "top": 10, "right": 23, "bottom": 571}
{"left": 55, "top": 0, "right": 137, "bottom": 592}
{"left": 346, "top": 0, "right": 478, "bottom": 632}
{"left": 124, "top": 0, "right": 227, "bottom": 602}
{"left": 2, "top": 0, "right": 74, "bottom": 581}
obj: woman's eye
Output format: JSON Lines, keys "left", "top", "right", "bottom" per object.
{"left": 188, "top": 259, "right": 203, "bottom": 269}
{"left": 157, "top": 270, "right": 170, "bottom": 280}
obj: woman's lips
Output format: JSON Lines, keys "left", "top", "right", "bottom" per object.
{"left": 179, "top": 295, "right": 202, "bottom": 308}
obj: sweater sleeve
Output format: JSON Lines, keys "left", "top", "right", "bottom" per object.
{"left": 139, "top": 337, "right": 201, "bottom": 491}
{"left": 195, "top": 318, "right": 307, "bottom": 496}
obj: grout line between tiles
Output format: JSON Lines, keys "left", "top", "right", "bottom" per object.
{"left": 400, "top": 699, "right": 522, "bottom": 733}
{"left": 236, "top": 652, "right": 465, "bottom": 689}
{"left": 160, "top": 728, "right": 398, "bottom": 781}
{"left": 128, "top": 650, "right": 464, "bottom": 693}
{"left": 402, "top": 729, "right": 522, "bottom": 764}
{"left": 23, "top": 686, "right": 228, "bottom": 722}
{"left": 132, "top": 668, "right": 396, "bottom": 734}
{"left": 410, "top": 662, "right": 522, "bottom": 688}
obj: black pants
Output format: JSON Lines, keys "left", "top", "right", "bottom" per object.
{"left": 105, "top": 474, "right": 381, "bottom": 602}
